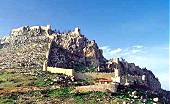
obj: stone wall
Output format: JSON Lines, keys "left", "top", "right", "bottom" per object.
{"left": 46, "top": 67, "right": 75, "bottom": 76}
{"left": 74, "top": 83, "right": 118, "bottom": 92}
{"left": 120, "top": 74, "right": 147, "bottom": 85}
{"left": 11, "top": 25, "right": 51, "bottom": 35}
{"left": 75, "top": 72, "right": 115, "bottom": 80}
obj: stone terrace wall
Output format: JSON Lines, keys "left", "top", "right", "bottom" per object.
{"left": 74, "top": 84, "right": 118, "bottom": 92}
{"left": 75, "top": 72, "right": 115, "bottom": 80}
{"left": 46, "top": 67, "right": 75, "bottom": 76}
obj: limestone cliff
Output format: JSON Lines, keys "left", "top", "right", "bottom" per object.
{"left": 47, "top": 27, "right": 107, "bottom": 70}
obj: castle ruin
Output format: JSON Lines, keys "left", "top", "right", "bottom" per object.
{"left": 41, "top": 26, "right": 161, "bottom": 93}
{"left": 0, "top": 25, "right": 161, "bottom": 93}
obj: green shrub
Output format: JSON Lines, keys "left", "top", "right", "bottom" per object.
{"left": 0, "top": 96, "right": 15, "bottom": 104}
{"left": 94, "top": 91, "right": 106, "bottom": 95}
{"left": 74, "top": 96, "right": 84, "bottom": 104}
{"left": 30, "top": 90, "right": 42, "bottom": 96}
{"left": 145, "top": 100, "right": 154, "bottom": 104}
{"left": 48, "top": 87, "right": 73, "bottom": 97}
{"left": 34, "top": 78, "right": 53, "bottom": 87}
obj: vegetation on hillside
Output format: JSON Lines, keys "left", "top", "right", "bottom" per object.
{"left": 0, "top": 70, "right": 168, "bottom": 104}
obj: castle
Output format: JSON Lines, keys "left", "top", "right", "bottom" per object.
{"left": 0, "top": 25, "right": 162, "bottom": 93}
{"left": 40, "top": 26, "right": 161, "bottom": 93}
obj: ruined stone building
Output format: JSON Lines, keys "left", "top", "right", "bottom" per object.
{"left": 41, "top": 26, "right": 161, "bottom": 92}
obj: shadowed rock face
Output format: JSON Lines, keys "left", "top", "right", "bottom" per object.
{"left": 47, "top": 40, "right": 85, "bottom": 69}
{"left": 47, "top": 30, "right": 107, "bottom": 70}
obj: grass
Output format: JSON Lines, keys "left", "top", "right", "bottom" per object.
{"left": 0, "top": 70, "right": 168, "bottom": 104}
{"left": 74, "top": 96, "right": 84, "bottom": 104}
{"left": 48, "top": 87, "right": 73, "bottom": 97}
{"left": 0, "top": 70, "right": 58, "bottom": 90}
{"left": 0, "top": 71, "right": 35, "bottom": 90}
{"left": 34, "top": 78, "right": 53, "bottom": 87}
{"left": 0, "top": 98, "right": 15, "bottom": 104}
{"left": 0, "top": 96, "right": 16, "bottom": 104}
{"left": 27, "top": 88, "right": 108, "bottom": 103}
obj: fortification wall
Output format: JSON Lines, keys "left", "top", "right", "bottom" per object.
{"left": 11, "top": 25, "right": 51, "bottom": 35}
{"left": 120, "top": 74, "right": 147, "bottom": 85}
{"left": 46, "top": 67, "right": 74, "bottom": 76}
{"left": 74, "top": 83, "right": 118, "bottom": 92}
{"left": 75, "top": 72, "right": 115, "bottom": 80}
{"left": 11, "top": 26, "right": 25, "bottom": 32}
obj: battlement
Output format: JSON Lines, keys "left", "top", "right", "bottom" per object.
{"left": 11, "top": 27, "right": 24, "bottom": 34}
{"left": 30, "top": 25, "right": 51, "bottom": 31}
{"left": 11, "top": 25, "right": 51, "bottom": 35}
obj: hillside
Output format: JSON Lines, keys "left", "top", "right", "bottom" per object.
{"left": 0, "top": 25, "right": 169, "bottom": 103}
{"left": 0, "top": 70, "right": 169, "bottom": 104}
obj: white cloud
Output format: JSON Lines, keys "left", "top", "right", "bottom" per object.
{"left": 131, "top": 49, "right": 141, "bottom": 54}
{"left": 110, "top": 48, "right": 122, "bottom": 54}
{"left": 132, "top": 45, "right": 144, "bottom": 49}
{"left": 100, "top": 45, "right": 144, "bottom": 59}
{"left": 100, "top": 46, "right": 109, "bottom": 50}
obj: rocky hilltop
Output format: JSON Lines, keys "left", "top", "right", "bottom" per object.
{"left": 47, "top": 27, "right": 107, "bottom": 71}
{"left": 0, "top": 25, "right": 50, "bottom": 69}
{"left": 0, "top": 25, "right": 169, "bottom": 100}
{"left": 0, "top": 25, "right": 106, "bottom": 70}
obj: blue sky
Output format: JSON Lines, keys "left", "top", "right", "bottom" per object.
{"left": 0, "top": 0, "right": 169, "bottom": 90}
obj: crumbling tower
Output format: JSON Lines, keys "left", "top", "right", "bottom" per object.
{"left": 74, "top": 27, "right": 80, "bottom": 34}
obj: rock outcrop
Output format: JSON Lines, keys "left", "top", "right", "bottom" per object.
{"left": 0, "top": 25, "right": 51, "bottom": 69}
{"left": 47, "top": 27, "right": 107, "bottom": 70}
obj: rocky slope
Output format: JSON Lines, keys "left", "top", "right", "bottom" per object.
{"left": 0, "top": 26, "right": 50, "bottom": 70}
{"left": 0, "top": 25, "right": 169, "bottom": 101}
